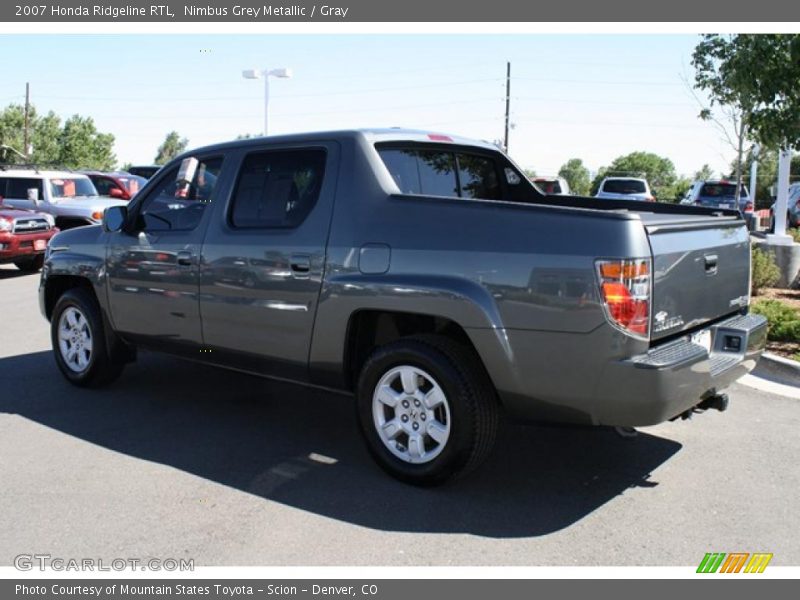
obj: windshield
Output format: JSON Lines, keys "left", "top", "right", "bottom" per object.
{"left": 602, "top": 179, "right": 646, "bottom": 194}
{"left": 118, "top": 175, "right": 147, "bottom": 195}
{"left": 699, "top": 183, "right": 747, "bottom": 198}
{"left": 50, "top": 178, "right": 98, "bottom": 199}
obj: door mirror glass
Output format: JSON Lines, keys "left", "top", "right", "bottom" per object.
{"left": 103, "top": 205, "right": 128, "bottom": 232}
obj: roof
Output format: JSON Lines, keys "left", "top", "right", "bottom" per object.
{"left": 179, "top": 128, "right": 500, "bottom": 158}
{"left": 0, "top": 169, "right": 90, "bottom": 179}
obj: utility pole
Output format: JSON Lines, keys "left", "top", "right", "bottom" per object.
{"left": 503, "top": 62, "right": 511, "bottom": 153}
{"left": 23, "top": 82, "right": 30, "bottom": 161}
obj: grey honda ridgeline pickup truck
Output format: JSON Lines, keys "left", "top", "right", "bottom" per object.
{"left": 40, "top": 129, "right": 767, "bottom": 485}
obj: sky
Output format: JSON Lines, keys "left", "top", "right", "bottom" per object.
{"left": 0, "top": 34, "right": 736, "bottom": 178}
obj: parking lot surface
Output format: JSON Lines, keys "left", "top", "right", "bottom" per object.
{"left": 1, "top": 264, "right": 799, "bottom": 566}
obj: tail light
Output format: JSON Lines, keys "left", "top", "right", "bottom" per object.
{"left": 744, "top": 201, "right": 754, "bottom": 213}
{"left": 596, "top": 258, "right": 651, "bottom": 340}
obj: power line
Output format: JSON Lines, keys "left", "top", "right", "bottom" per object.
{"left": 35, "top": 78, "right": 505, "bottom": 103}
{"left": 513, "top": 76, "right": 683, "bottom": 86}
{"left": 513, "top": 95, "right": 695, "bottom": 107}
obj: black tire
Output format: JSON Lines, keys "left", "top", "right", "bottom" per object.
{"left": 13, "top": 254, "right": 44, "bottom": 272}
{"left": 356, "top": 334, "right": 499, "bottom": 486}
{"left": 51, "top": 288, "right": 125, "bottom": 387}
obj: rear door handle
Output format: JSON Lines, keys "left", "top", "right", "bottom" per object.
{"left": 176, "top": 251, "right": 194, "bottom": 266}
{"left": 290, "top": 253, "right": 311, "bottom": 274}
{"left": 704, "top": 254, "right": 718, "bottom": 275}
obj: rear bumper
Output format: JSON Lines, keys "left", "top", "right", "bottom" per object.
{"left": 0, "top": 229, "right": 57, "bottom": 264}
{"left": 591, "top": 313, "right": 768, "bottom": 426}
{"left": 472, "top": 312, "right": 768, "bottom": 427}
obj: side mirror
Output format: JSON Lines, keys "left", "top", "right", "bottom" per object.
{"left": 108, "top": 187, "right": 125, "bottom": 199}
{"left": 103, "top": 205, "right": 128, "bottom": 233}
{"left": 27, "top": 188, "right": 40, "bottom": 204}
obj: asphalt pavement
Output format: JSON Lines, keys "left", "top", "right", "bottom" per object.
{"left": 1, "top": 264, "right": 799, "bottom": 566}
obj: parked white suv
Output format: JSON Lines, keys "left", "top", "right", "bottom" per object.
{"left": 595, "top": 177, "right": 654, "bottom": 202}
{"left": 0, "top": 168, "right": 128, "bottom": 229}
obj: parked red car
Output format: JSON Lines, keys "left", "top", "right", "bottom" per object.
{"left": 0, "top": 203, "right": 58, "bottom": 272}
{"left": 82, "top": 171, "right": 147, "bottom": 201}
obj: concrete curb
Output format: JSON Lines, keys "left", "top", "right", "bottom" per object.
{"left": 753, "top": 352, "right": 800, "bottom": 387}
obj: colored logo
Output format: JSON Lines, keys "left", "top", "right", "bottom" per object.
{"left": 697, "top": 552, "right": 773, "bottom": 573}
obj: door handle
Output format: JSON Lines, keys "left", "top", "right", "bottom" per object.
{"left": 290, "top": 253, "right": 311, "bottom": 274}
{"left": 704, "top": 254, "right": 718, "bottom": 275}
{"left": 176, "top": 251, "right": 194, "bottom": 266}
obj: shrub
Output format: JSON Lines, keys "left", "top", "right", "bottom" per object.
{"left": 751, "top": 247, "right": 781, "bottom": 295}
{"left": 751, "top": 299, "right": 800, "bottom": 342}
{"left": 788, "top": 228, "right": 800, "bottom": 244}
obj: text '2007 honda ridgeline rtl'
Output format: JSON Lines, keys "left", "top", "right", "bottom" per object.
{"left": 40, "top": 129, "right": 767, "bottom": 485}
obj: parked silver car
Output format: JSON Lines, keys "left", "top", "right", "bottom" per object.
{"left": 683, "top": 180, "right": 752, "bottom": 215}
{"left": 769, "top": 182, "right": 800, "bottom": 231}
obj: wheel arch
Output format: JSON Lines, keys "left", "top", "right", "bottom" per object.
{"left": 341, "top": 308, "right": 504, "bottom": 399}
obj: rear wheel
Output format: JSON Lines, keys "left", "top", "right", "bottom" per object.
{"left": 356, "top": 335, "right": 498, "bottom": 486}
{"left": 51, "top": 288, "right": 125, "bottom": 387}
{"left": 13, "top": 254, "right": 44, "bottom": 272}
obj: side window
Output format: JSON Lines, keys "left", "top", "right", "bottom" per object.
{"left": 229, "top": 148, "right": 326, "bottom": 229}
{"left": 5, "top": 177, "right": 44, "bottom": 200}
{"left": 379, "top": 149, "right": 458, "bottom": 198}
{"left": 456, "top": 153, "right": 501, "bottom": 200}
{"left": 92, "top": 178, "right": 113, "bottom": 196}
{"left": 138, "top": 157, "right": 223, "bottom": 231}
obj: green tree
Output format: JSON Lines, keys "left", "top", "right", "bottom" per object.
{"left": 558, "top": 158, "right": 591, "bottom": 196}
{"left": 523, "top": 168, "right": 536, "bottom": 179}
{"left": 694, "top": 164, "right": 715, "bottom": 180}
{"left": 692, "top": 34, "right": 760, "bottom": 204}
{"left": 154, "top": 131, "right": 188, "bottom": 165}
{"left": 58, "top": 115, "right": 116, "bottom": 170}
{"left": 673, "top": 176, "right": 693, "bottom": 202}
{"left": 590, "top": 151, "right": 679, "bottom": 201}
{"left": 725, "top": 35, "right": 800, "bottom": 150}
{"left": 0, "top": 103, "right": 114, "bottom": 169}
{"left": 693, "top": 34, "right": 800, "bottom": 213}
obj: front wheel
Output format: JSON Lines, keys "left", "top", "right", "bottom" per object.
{"left": 356, "top": 335, "right": 499, "bottom": 486}
{"left": 51, "top": 288, "right": 125, "bottom": 387}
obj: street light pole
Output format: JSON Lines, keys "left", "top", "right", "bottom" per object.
{"left": 242, "top": 67, "right": 292, "bottom": 136}
{"left": 768, "top": 147, "right": 794, "bottom": 244}
{"left": 749, "top": 143, "right": 760, "bottom": 216}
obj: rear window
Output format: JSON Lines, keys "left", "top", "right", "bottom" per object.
{"left": 378, "top": 147, "right": 501, "bottom": 200}
{"left": 602, "top": 179, "right": 646, "bottom": 194}
{"left": 700, "top": 183, "right": 747, "bottom": 198}
{"left": 534, "top": 180, "right": 562, "bottom": 194}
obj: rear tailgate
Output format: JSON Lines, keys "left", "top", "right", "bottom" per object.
{"left": 643, "top": 214, "right": 750, "bottom": 341}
